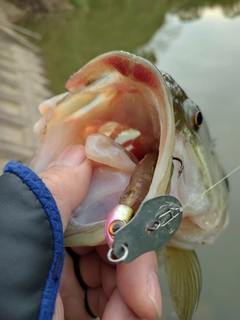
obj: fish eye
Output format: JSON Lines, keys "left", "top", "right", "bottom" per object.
{"left": 194, "top": 110, "right": 203, "bottom": 128}
{"left": 108, "top": 220, "right": 125, "bottom": 236}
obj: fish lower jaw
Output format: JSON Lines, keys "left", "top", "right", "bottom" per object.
{"left": 169, "top": 214, "right": 223, "bottom": 250}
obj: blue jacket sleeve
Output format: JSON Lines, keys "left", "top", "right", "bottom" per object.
{"left": 0, "top": 161, "right": 64, "bottom": 320}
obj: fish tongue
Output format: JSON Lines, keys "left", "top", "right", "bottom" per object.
{"left": 85, "top": 133, "right": 136, "bottom": 172}
{"left": 66, "top": 133, "right": 137, "bottom": 228}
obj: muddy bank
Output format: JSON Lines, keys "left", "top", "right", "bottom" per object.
{"left": 0, "top": 0, "right": 72, "bottom": 22}
{"left": 0, "top": 1, "right": 52, "bottom": 170}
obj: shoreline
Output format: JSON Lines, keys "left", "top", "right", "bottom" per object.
{"left": 0, "top": 0, "right": 72, "bottom": 23}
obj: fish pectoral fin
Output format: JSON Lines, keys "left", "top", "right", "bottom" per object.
{"left": 164, "top": 247, "right": 202, "bottom": 320}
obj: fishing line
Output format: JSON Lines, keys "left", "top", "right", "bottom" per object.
{"left": 183, "top": 164, "right": 240, "bottom": 208}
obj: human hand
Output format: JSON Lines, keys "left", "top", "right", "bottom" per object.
{"left": 40, "top": 145, "right": 162, "bottom": 320}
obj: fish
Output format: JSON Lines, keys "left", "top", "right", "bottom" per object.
{"left": 30, "top": 51, "right": 229, "bottom": 320}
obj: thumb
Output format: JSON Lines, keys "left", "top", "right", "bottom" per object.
{"left": 39, "top": 145, "right": 92, "bottom": 231}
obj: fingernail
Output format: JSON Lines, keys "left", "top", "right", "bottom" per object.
{"left": 148, "top": 271, "right": 162, "bottom": 317}
{"left": 51, "top": 145, "right": 86, "bottom": 167}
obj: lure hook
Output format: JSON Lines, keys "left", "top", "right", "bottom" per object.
{"left": 172, "top": 156, "right": 184, "bottom": 178}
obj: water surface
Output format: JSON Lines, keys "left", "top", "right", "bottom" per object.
{"left": 20, "top": 1, "right": 240, "bottom": 319}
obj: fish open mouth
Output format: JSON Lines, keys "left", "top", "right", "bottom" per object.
{"left": 31, "top": 51, "right": 175, "bottom": 246}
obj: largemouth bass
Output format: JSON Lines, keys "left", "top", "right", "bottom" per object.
{"left": 31, "top": 51, "right": 229, "bottom": 320}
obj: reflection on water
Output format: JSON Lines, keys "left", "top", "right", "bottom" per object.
{"left": 19, "top": 1, "right": 240, "bottom": 319}
{"left": 137, "top": 15, "right": 183, "bottom": 63}
{"left": 155, "top": 7, "right": 240, "bottom": 320}
{"left": 18, "top": 0, "right": 240, "bottom": 94}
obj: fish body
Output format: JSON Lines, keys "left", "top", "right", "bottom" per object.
{"left": 31, "top": 51, "right": 229, "bottom": 319}
{"left": 162, "top": 73, "right": 228, "bottom": 319}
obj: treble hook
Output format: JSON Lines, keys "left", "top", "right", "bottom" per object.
{"left": 172, "top": 157, "right": 184, "bottom": 178}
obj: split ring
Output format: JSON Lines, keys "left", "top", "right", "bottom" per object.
{"left": 107, "top": 244, "right": 129, "bottom": 263}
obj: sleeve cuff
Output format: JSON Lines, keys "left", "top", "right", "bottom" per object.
{"left": 3, "top": 161, "right": 64, "bottom": 320}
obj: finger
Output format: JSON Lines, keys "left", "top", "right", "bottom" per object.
{"left": 52, "top": 294, "right": 64, "bottom": 320}
{"left": 79, "top": 250, "right": 116, "bottom": 295}
{"left": 117, "top": 251, "right": 162, "bottom": 319}
{"left": 59, "top": 251, "right": 93, "bottom": 320}
{"left": 87, "top": 286, "right": 108, "bottom": 318}
{"left": 101, "top": 261, "right": 116, "bottom": 298}
{"left": 80, "top": 252, "right": 116, "bottom": 318}
{"left": 39, "top": 145, "right": 92, "bottom": 231}
{"left": 102, "top": 288, "right": 141, "bottom": 320}
{"left": 79, "top": 250, "right": 102, "bottom": 288}
{"left": 96, "top": 244, "right": 111, "bottom": 263}
{"left": 72, "top": 246, "right": 94, "bottom": 255}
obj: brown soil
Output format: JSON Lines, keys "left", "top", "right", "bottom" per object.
{"left": 0, "top": 0, "right": 25, "bottom": 22}
{"left": 0, "top": 0, "right": 72, "bottom": 22}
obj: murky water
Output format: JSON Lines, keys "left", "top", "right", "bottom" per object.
{"left": 20, "top": 1, "right": 240, "bottom": 319}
